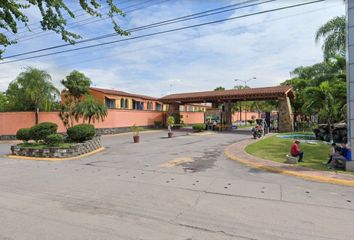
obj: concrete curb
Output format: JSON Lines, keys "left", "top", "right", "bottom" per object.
{"left": 224, "top": 139, "right": 354, "bottom": 187}
{"left": 5, "top": 147, "right": 105, "bottom": 161}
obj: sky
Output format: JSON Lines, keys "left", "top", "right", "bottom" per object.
{"left": 0, "top": 0, "right": 345, "bottom": 98}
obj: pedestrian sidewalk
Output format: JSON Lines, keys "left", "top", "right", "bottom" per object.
{"left": 224, "top": 137, "right": 354, "bottom": 187}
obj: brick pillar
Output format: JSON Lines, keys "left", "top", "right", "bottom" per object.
{"left": 278, "top": 96, "right": 294, "bottom": 132}
{"left": 224, "top": 101, "right": 233, "bottom": 127}
{"left": 167, "top": 103, "right": 181, "bottom": 124}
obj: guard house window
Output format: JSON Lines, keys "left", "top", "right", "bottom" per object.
{"left": 147, "top": 102, "right": 153, "bottom": 110}
{"left": 155, "top": 103, "right": 162, "bottom": 111}
{"left": 125, "top": 99, "right": 129, "bottom": 109}
{"left": 105, "top": 97, "right": 116, "bottom": 108}
{"left": 120, "top": 98, "right": 125, "bottom": 108}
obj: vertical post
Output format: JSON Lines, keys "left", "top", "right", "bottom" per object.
{"left": 347, "top": 0, "right": 354, "bottom": 160}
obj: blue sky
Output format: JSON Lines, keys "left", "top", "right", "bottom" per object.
{"left": 0, "top": 0, "right": 345, "bottom": 97}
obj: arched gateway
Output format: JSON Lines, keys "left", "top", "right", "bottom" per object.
{"left": 159, "top": 86, "right": 295, "bottom": 132}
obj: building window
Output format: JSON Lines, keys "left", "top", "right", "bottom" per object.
{"left": 133, "top": 100, "right": 144, "bottom": 110}
{"left": 156, "top": 103, "right": 162, "bottom": 111}
{"left": 105, "top": 97, "right": 116, "bottom": 108}
{"left": 147, "top": 102, "right": 153, "bottom": 110}
{"left": 125, "top": 99, "right": 129, "bottom": 109}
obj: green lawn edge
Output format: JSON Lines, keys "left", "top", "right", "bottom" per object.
{"left": 245, "top": 134, "right": 354, "bottom": 175}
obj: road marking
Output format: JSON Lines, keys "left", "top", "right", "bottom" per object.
{"left": 5, "top": 147, "right": 105, "bottom": 161}
{"left": 160, "top": 157, "right": 194, "bottom": 168}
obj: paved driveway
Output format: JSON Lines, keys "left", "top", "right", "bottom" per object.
{"left": 0, "top": 130, "right": 353, "bottom": 240}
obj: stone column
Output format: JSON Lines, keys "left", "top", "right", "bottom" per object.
{"left": 167, "top": 103, "right": 181, "bottom": 124}
{"left": 223, "top": 101, "right": 233, "bottom": 127}
{"left": 347, "top": 0, "right": 354, "bottom": 159}
{"left": 278, "top": 96, "right": 294, "bottom": 132}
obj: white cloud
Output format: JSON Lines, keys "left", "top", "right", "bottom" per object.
{"left": 0, "top": 0, "right": 345, "bottom": 98}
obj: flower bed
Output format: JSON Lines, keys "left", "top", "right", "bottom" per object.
{"left": 11, "top": 136, "right": 101, "bottom": 158}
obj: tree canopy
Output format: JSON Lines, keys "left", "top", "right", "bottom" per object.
{"left": 61, "top": 70, "right": 92, "bottom": 101}
{"left": 5, "top": 67, "right": 59, "bottom": 124}
{"left": 0, "top": 1, "right": 128, "bottom": 58}
{"left": 315, "top": 15, "right": 345, "bottom": 60}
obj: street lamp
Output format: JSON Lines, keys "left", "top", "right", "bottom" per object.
{"left": 234, "top": 77, "right": 256, "bottom": 124}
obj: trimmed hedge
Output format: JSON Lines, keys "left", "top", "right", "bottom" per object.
{"left": 16, "top": 128, "right": 31, "bottom": 142}
{"left": 30, "top": 122, "right": 58, "bottom": 142}
{"left": 192, "top": 124, "right": 206, "bottom": 132}
{"left": 67, "top": 124, "right": 95, "bottom": 142}
{"left": 45, "top": 134, "right": 64, "bottom": 146}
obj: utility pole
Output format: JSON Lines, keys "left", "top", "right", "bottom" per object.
{"left": 234, "top": 77, "right": 256, "bottom": 124}
{"left": 347, "top": 0, "right": 354, "bottom": 159}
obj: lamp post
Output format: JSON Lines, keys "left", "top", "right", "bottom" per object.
{"left": 234, "top": 77, "right": 256, "bottom": 124}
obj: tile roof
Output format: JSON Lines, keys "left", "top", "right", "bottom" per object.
{"left": 90, "top": 87, "right": 158, "bottom": 101}
{"left": 159, "top": 86, "right": 294, "bottom": 103}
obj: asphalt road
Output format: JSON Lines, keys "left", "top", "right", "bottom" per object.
{"left": 0, "top": 130, "right": 353, "bottom": 240}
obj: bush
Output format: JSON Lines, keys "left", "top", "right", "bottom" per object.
{"left": 154, "top": 121, "right": 162, "bottom": 128}
{"left": 248, "top": 120, "right": 255, "bottom": 125}
{"left": 16, "top": 128, "right": 31, "bottom": 142}
{"left": 192, "top": 124, "right": 206, "bottom": 132}
{"left": 30, "top": 122, "right": 58, "bottom": 142}
{"left": 45, "top": 134, "right": 64, "bottom": 146}
{"left": 67, "top": 124, "right": 95, "bottom": 142}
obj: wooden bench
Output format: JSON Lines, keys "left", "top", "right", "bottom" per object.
{"left": 285, "top": 154, "right": 299, "bottom": 164}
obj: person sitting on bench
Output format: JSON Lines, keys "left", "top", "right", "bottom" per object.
{"left": 332, "top": 141, "right": 352, "bottom": 169}
{"left": 290, "top": 140, "right": 304, "bottom": 162}
{"left": 326, "top": 143, "right": 341, "bottom": 165}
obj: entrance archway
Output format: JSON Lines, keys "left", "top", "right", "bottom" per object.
{"left": 159, "top": 85, "right": 295, "bottom": 132}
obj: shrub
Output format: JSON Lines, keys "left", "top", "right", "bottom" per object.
{"left": 16, "top": 128, "right": 31, "bottom": 142}
{"left": 67, "top": 124, "right": 95, "bottom": 142}
{"left": 248, "top": 120, "right": 255, "bottom": 125}
{"left": 154, "top": 121, "right": 162, "bottom": 128}
{"left": 45, "top": 134, "right": 64, "bottom": 146}
{"left": 192, "top": 124, "right": 206, "bottom": 132}
{"left": 30, "top": 122, "right": 58, "bottom": 142}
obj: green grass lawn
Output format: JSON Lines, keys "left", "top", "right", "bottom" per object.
{"left": 245, "top": 134, "right": 332, "bottom": 172}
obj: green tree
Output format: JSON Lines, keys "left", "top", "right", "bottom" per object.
{"left": 0, "top": 92, "right": 8, "bottom": 111}
{"left": 315, "top": 15, "right": 346, "bottom": 60}
{"left": 6, "top": 67, "right": 59, "bottom": 124}
{"left": 74, "top": 95, "right": 107, "bottom": 124}
{"left": 0, "top": 1, "right": 128, "bottom": 59}
{"left": 214, "top": 86, "right": 225, "bottom": 91}
{"left": 303, "top": 81, "right": 345, "bottom": 141}
{"left": 61, "top": 70, "right": 92, "bottom": 102}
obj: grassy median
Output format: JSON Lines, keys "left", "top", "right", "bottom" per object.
{"left": 245, "top": 134, "right": 331, "bottom": 171}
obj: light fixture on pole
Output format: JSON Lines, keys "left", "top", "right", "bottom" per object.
{"left": 234, "top": 77, "right": 256, "bottom": 124}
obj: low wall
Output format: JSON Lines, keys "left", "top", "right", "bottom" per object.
{"left": 180, "top": 112, "right": 205, "bottom": 125}
{"left": 0, "top": 110, "right": 205, "bottom": 138}
{"left": 11, "top": 136, "right": 102, "bottom": 158}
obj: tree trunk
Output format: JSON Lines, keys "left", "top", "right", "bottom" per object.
{"left": 35, "top": 102, "right": 39, "bottom": 125}
{"left": 328, "top": 122, "right": 333, "bottom": 143}
{"left": 88, "top": 116, "right": 92, "bottom": 124}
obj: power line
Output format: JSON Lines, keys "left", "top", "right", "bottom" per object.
{"left": 16, "top": 0, "right": 170, "bottom": 43}
{"left": 1, "top": 0, "right": 134, "bottom": 36}
{"left": 0, "top": 0, "right": 325, "bottom": 65}
{"left": 10, "top": 0, "right": 153, "bottom": 41}
{"left": 52, "top": 4, "right": 333, "bottom": 69}
{"left": 3, "top": 0, "right": 264, "bottom": 59}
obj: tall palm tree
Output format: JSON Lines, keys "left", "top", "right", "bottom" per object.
{"left": 75, "top": 95, "right": 107, "bottom": 124}
{"left": 7, "top": 67, "right": 59, "bottom": 124}
{"left": 303, "top": 81, "right": 343, "bottom": 141}
{"left": 315, "top": 15, "right": 346, "bottom": 60}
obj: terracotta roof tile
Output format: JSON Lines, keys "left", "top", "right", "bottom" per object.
{"left": 90, "top": 87, "right": 158, "bottom": 101}
{"left": 159, "top": 86, "right": 294, "bottom": 103}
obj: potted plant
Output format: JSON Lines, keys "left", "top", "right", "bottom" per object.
{"left": 131, "top": 124, "right": 142, "bottom": 143}
{"left": 167, "top": 116, "right": 175, "bottom": 138}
